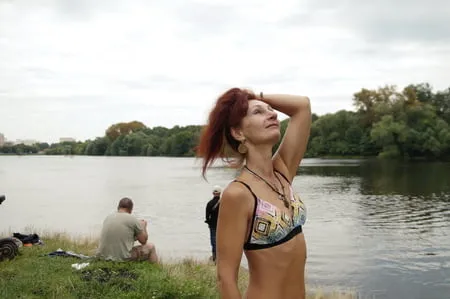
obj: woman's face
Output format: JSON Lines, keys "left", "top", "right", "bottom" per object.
{"left": 239, "top": 99, "right": 281, "bottom": 146}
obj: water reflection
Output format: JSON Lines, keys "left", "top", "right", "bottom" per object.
{"left": 299, "top": 159, "right": 450, "bottom": 197}
{"left": 298, "top": 159, "right": 450, "bottom": 299}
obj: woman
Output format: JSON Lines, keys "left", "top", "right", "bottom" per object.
{"left": 197, "top": 88, "right": 311, "bottom": 299}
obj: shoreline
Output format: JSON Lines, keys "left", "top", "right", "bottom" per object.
{"left": 2, "top": 153, "right": 450, "bottom": 163}
{"left": 0, "top": 231, "right": 356, "bottom": 299}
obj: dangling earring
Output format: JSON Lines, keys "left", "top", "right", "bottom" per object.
{"left": 238, "top": 140, "right": 248, "bottom": 154}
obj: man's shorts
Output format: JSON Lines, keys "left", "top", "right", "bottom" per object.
{"left": 129, "top": 244, "right": 153, "bottom": 261}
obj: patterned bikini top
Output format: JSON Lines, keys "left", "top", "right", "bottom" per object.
{"left": 234, "top": 171, "right": 307, "bottom": 250}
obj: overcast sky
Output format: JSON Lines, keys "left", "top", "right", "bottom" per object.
{"left": 1, "top": 0, "right": 449, "bottom": 143}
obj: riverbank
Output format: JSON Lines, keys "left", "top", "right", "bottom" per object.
{"left": 0, "top": 232, "right": 354, "bottom": 298}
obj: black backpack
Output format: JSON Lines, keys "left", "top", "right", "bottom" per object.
{"left": 0, "top": 238, "right": 19, "bottom": 262}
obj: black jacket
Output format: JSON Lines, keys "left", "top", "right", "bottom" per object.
{"left": 205, "top": 196, "right": 220, "bottom": 228}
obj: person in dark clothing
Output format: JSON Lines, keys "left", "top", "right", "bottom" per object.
{"left": 205, "top": 185, "right": 221, "bottom": 262}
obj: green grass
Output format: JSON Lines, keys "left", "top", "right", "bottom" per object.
{"left": 0, "top": 232, "right": 355, "bottom": 299}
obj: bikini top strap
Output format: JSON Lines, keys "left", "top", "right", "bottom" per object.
{"left": 232, "top": 180, "right": 258, "bottom": 201}
{"left": 274, "top": 169, "right": 292, "bottom": 185}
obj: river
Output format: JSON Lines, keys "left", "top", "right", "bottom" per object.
{"left": 0, "top": 156, "right": 449, "bottom": 299}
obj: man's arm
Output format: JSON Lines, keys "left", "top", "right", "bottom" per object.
{"left": 205, "top": 200, "right": 212, "bottom": 223}
{"left": 136, "top": 219, "right": 148, "bottom": 245}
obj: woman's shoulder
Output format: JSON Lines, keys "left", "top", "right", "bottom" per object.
{"left": 220, "top": 180, "right": 255, "bottom": 209}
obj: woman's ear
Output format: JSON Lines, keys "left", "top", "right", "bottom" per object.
{"left": 230, "top": 127, "right": 245, "bottom": 142}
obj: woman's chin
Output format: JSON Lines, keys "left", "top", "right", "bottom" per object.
{"left": 261, "top": 133, "right": 281, "bottom": 146}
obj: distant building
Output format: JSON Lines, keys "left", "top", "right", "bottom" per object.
{"left": 59, "top": 137, "right": 76, "bottom": 143}
{"left": 0, "top": 133, "right": 5, "bottom": 147}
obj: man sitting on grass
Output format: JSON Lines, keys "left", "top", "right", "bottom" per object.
{"left": 96, "top": 197, "right": 158, "bottom": 263}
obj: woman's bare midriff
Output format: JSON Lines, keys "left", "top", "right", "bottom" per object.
{"left": 244, "top": 233, "right": 307, "bottom": 299}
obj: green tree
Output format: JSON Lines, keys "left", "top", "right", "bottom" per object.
{"left": 371, "top": 115, "right": 407, "bottom": 158}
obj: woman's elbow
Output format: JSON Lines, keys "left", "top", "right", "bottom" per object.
{"left": 217, "top": 270, "right": 234, "bottom": 285}
{"left": 300, "top": 96, "right": 311, "bottom": 110}
{"left": 294, "top": 96, "right": 311, "bottom": 114}
{"left": 217, "top": 269, "right": 237, "bottom": 291}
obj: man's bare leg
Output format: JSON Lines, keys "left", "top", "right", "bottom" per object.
{"left": 130, "top": 244, "right": 158, "bottom": 263}
{"left": 145, "top": 243, "right": 158, "bottom": 263}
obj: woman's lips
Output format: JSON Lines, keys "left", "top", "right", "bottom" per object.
{"left": 266, "top": 123, "right": 279, "bottom": 128}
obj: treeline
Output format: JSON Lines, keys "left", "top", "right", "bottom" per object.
{"left": 1, "top": 83, "right": 449, "bottom": 160}
{"left": 0, "top": 122, "right": 202, "bottom": 157}
{"left": 305, "top": 83, "right": 450, "bottom": 159}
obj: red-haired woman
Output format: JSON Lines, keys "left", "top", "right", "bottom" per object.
{"left": 197, "top": 88, "right": 311, "bottom": 299}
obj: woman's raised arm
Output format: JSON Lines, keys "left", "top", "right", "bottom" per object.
{"left": 261, "top": 93, "right": 312, "bottom": 181}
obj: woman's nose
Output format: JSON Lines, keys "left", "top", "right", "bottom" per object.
{"left": 268, "top": 109, "right": 277, "bottom": 120}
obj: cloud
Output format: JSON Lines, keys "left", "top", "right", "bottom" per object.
{"left": 340, "top": 0, "right": 450, "bottom": 44}
{"left": 173, "top": 2, "right": 240, "bottom": 37}
{"left": 284, "top": 0, "right": 450, "bottom": 43}
{"left": 0, "top": 0, "right": 449, "bottom": 142}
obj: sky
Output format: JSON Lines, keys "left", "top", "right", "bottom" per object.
{"left": 0, "top": 0, "right": 449, "bottom": 143}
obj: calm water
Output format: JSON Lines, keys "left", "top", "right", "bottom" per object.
{"left": 0, "top": 156, "right": 449, "bottom": 299}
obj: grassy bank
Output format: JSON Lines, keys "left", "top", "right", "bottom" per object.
{"left": 0, "top": 233, "right": 354, "bottom": 298}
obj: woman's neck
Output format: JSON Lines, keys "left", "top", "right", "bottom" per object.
{"left": 245, "top": 146, "right": 275, "bottom": 179}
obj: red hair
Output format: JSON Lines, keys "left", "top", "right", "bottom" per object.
{"left": 197, "top": 88, "right": 257, "bottom": 178}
